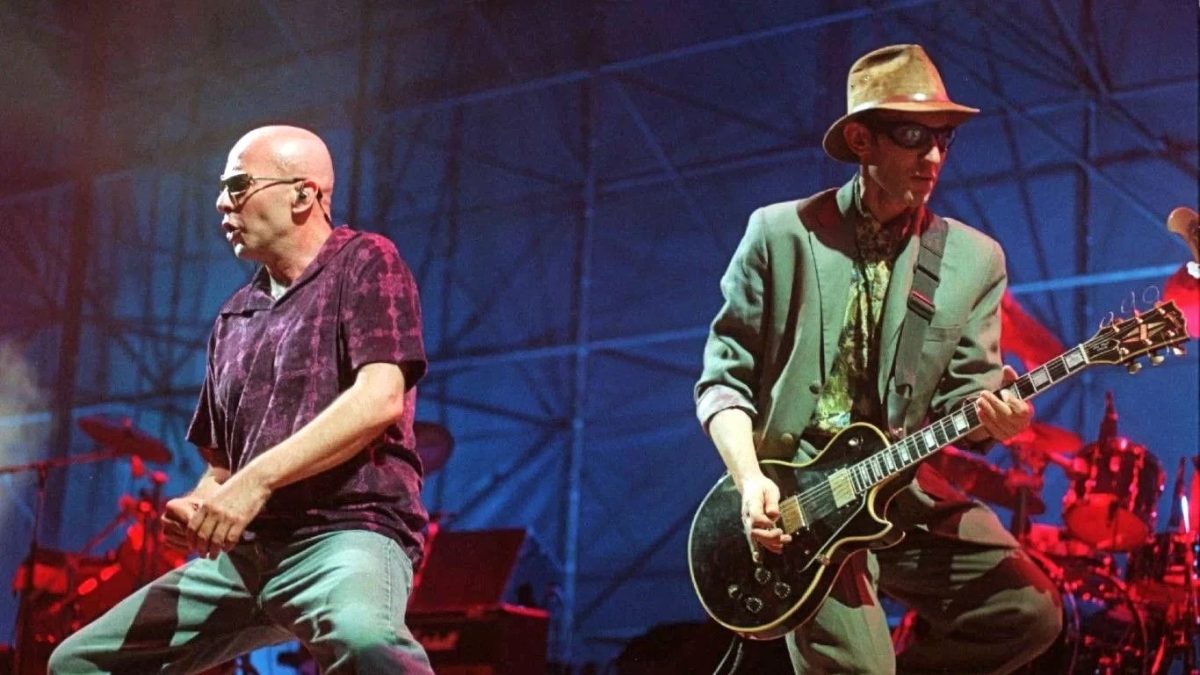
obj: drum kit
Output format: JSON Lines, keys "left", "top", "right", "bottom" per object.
{"left": 924, "top": 389, "right": 1199, "bottom": 674}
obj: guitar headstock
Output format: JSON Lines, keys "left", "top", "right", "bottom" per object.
{"left": 1084, "top": 301, "right": 1189, "bottom": 371}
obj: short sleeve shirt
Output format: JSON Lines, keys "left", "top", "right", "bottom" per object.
{"left": 187, "top": 226, "right": 429, "bottom": 564}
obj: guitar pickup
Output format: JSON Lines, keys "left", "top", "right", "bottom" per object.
{"left": 779, "top": 495, "right": 806, "bottom": 533}
{"left": 829, "top": 469, "right": 855, "bottom": 508}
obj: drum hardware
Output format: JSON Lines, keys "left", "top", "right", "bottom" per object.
{"left": 1062, "top": 393, "right": 1166, "bottom": 552}
{"left": 1126, "top": 455, "right": 1200, "bottom": 675}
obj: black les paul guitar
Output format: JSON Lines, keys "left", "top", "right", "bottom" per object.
{"left": 688, "top": 301, "right": 1189, "bottom": 640}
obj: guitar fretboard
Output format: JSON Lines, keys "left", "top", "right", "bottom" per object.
{"left": 842, "top": 344, "right": 1091, "bottom": 495}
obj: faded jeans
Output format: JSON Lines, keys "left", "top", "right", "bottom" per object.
{"left": 48, "top": 530, "right": 433, "bottom": 674}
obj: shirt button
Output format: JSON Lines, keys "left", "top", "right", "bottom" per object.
{"left": 780, "top": 433, "right": 796, "bottom": 447}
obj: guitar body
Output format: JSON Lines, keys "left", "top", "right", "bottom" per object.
{"left": 688, "top": 423, "right": 911, "bottom": 640}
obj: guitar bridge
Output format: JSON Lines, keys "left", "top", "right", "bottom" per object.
{"left": 779, "top": 495, "right": 806, "bottom": 534}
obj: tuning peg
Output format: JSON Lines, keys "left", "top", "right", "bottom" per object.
{"left": 1149, "top": 351, "right": 1165, "bottom": 365}
{"left": 1127, "top": 361, "right": 1142, "bottom": 374}
{"left": 1171, "top": 345, "right": 1186, "bottom": 357}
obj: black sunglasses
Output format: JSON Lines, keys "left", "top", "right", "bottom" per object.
{"left": 219, "top": 172, "right": 305, "bottom": 196}
{"left": 868, "top": 118, "right": 957, "bottom": 152}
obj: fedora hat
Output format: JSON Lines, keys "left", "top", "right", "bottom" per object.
{"left": 823, "top": 44, "right": 979, "bottom": 163}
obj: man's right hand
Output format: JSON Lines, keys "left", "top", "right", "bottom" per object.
{"left": 161, "top": 496, "right": 202, "bottom": 553}
{"left": 738, "top": 473, "right": 792, "bottom": 554}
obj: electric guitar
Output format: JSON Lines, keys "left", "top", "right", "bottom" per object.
{"left": 688, "top": 301, "right": 1189, "bottom": 640}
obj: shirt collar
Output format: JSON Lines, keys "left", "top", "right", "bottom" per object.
{"left": 225, "top": 225, "right": 360, "bottom": 314}
{"left": 837, "top": 173, "right": 927, "bottom": 262}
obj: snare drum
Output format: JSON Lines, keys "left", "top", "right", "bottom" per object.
{"left": 1062, "top": 437, "right": 1164, "bottom": 551}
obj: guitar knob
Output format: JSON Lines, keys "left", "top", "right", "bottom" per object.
{"left": 754, "top": 567, "right": 772, "bottom": 584}
{"left": 773, "top": 582, "right": 792, "bottom": 599}
{"left": 1126, "top": 362, "right": 1142, "bottom": 374}
{"left": 727, "top": 584, "right": 741, "bottom": 599}
{"left": 744, "top": 596, "right": 764, "bottom": 614}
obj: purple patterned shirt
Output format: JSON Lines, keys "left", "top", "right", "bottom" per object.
{"left": 187, "top": 226, "right": 429, "bottom": 564}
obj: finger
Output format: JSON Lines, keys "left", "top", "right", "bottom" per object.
{"left": 220, "top": 521, "right": 244, "bottom": 551}
{"left": 751, "top": 527, "right": 791, "bottom": 551}
{"left": 751, "top": 530, "right": 783, "bottom": 553}
{"left": 1000, "top": 364, "right": 1020, "bottom": 385}
{"left": 162, "top": 530, "right": 191, "bottom": 552}
{"left": 193, "top": 513, "right": 220, "bottom": 559}
{"left": 186, "top": 508, "right": 206, "bottom": 552}
{"left": 762, "top": 489, "right": 781, "bottom": 520}
{"left": 206, "top": 520, "right": 231, "bottom": 557}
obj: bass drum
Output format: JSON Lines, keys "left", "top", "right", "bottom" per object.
{"left": 1021, "top": 551, "right": 1149, "bottom": 674}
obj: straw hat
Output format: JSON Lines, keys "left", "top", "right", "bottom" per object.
{"left": 823, "top": 44, "right": 979, "bottom": 163}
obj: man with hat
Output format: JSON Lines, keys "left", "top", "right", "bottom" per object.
{"left": 695, "top": 44, "right": 1062, "bottom": 672}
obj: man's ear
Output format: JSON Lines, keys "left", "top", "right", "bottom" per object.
{"left": 843, "top": 121, "right": 874, "bottom": 163}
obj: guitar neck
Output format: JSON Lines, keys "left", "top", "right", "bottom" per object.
{"left": 848, "top": 343, "right": 1093, "bottom": 490}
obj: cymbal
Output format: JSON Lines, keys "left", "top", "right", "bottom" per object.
{"left": 413, "top": 421, "right": 454, "bottom": 474}
{"left": 1005, "top": 422, "right": 1083, "bottom": 456}
{"left": 1000, "top": 290, "right": 1065, "bottom": 371}
{"left": 78, "top": 416, "right": 172, "bottom": 464}
{"left": 928, "top": 447, "right": 1046, "bottom": 514}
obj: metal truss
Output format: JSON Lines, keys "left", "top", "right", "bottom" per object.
{"left": 0, "top": 0, "right": 1194, "bottom": 667}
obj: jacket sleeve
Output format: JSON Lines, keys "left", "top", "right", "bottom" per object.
{"left": 695, "top": 207, "right": 771, "bottom": 430}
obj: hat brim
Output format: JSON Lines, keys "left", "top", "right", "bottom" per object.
{"left": 822, "top": 101, "right": 980, "bottom": 163}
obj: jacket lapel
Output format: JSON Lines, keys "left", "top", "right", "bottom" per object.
{"left": 806, "top": 182, "right": 857, "bottom": 381}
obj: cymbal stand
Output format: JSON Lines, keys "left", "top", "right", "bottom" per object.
{"left": 5, "top": 462, "right": 47, "bottom": 675}
{"left": 1161, "top": 456, "right": 1200, "bottom": 675}
{"left": 1006, "top": 446, "right": 1046, "bottom": 543}
{"left": 136, "top": 471, "right": 168, "bottom": 587}
{"left": 0, "top": 448, "right": 128, "bottom": 674}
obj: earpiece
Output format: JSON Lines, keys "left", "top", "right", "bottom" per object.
{"left": 295, "top": 185, "right": 307, "bottom": 203}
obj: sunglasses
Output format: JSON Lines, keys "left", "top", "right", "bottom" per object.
{"left": 218, "top": 172, "right": 305, "bottom": 197}
{"left": 868, "top": 119, "right": 957, "bottom": 152}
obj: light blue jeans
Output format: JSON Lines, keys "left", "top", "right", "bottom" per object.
{"left": 48, "top": 530, "right": 433, "bottom": 674}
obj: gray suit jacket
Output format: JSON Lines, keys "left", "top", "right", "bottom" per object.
{"left": 697, "top": 179, "right": 1007, "bottom": 466}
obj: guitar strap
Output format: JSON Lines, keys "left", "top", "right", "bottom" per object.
{"left": 885, "top": 214, "right": 947, "bottom": 433}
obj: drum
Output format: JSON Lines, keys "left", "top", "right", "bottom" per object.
{"left": 1021, "top": 550, "right": 1150, "bottom": 674}
{"left": 1125, "top": 531, "right": 1200, "bottom": 609}
{"left": 1062, "top": 437, "right": 1164, "bottom": 551}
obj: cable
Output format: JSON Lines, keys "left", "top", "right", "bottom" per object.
{"left": 711, "top": 633, "right": 745, "bottom": 675}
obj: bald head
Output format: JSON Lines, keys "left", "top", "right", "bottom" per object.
{"left": 229, "top": 125, "right": 335, "bottom": 206}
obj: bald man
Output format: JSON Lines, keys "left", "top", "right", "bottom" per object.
{"left": 49, "top": 126, "right": 434, "bottom": 674}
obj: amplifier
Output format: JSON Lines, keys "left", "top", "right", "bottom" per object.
{"left": 409, "top": 605, "right": 549, "bottom": 675}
